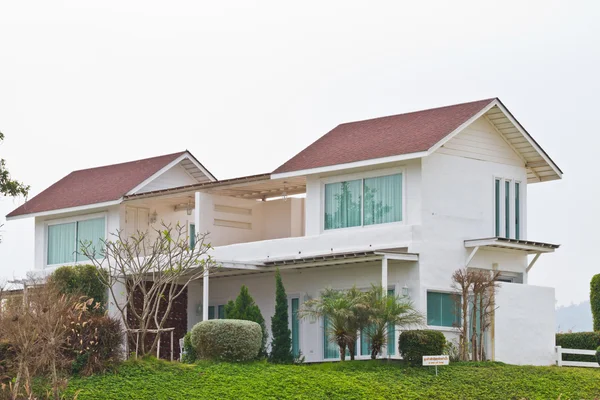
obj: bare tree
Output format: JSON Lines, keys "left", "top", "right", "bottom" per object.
{"left": 81, "top": 222, "right": 219, "bottom": 357}
{"left": 451, "top": 268, "right": 500, "bottom": 362}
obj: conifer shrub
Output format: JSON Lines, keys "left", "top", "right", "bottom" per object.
{"left": 269, "top": 269, "right": 293, "bottom": 363}
{"left": 190, "top": 320, "right": 261, "bottom": 362}
{"left": 225, "top": 285, "right": 268, "bottom": 357}
{"left": 591, "top": 274, "right": 600, "bottom": 331}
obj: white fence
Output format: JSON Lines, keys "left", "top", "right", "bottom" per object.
{"left": 555, "top": 346, "right": 599, "bottom": 368}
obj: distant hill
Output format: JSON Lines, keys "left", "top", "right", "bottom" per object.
{"left": 556, "top": 300, "right": 593, "bottom": 333}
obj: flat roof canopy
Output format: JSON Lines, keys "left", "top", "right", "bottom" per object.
{"left": 464, "top": 237, "right": 560, "bottom": 254}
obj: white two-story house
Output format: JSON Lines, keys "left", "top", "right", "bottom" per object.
{"left": 7, "top": 98, "right": 562, "bottom": 365}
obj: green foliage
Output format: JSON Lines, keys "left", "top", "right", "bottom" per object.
{"left": 0, "top": 131, "right": 29, "bottom": 198}
{"left": 190, "top": 320, "right": 261, "bottom": 362}
{"left": 398, "top": 330, "right": 446, "bottom": 365}
{"left": 50, "top": 264, "right": 108, "bottom": 312}
{"left": 224, "top": 285, "right": 268, "bottom": 357}
{"left": 596, "top": 346, "right": 600, "bottom": 366}
{"left": 556, "top": 331, "right": 600, "bottom": 362}
{"left": 181, "top": 332, "right": 197, "bottom": 363}
{"left": 63, "top": 358, "right": 600, "bottom": 399}
{"left": 269, "top": 269, "right": 293, "bottom": 363}
{"left": 591, "top": 274, "right": 600, "bottom": 331}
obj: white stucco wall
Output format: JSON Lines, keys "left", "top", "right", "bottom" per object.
{"left": 494, "top": 283, "right": 556, "bottom": 366}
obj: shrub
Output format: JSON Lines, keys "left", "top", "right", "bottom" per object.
{"left": 556, "top": 332, "right": 600, "bottom": 363}
{"left": 225, "top": 285, "right": 268, "bottom": 357}
{"left": 181, "top": 332, "right": 197, "bottom": 363}
{"left": 50, "top": 264, "right": 108, "bottom": 312}
{"left": 269, "top": 269, "right": 293, "bottom": 363}
{"left": 190, "top": 320, "right": 261, "bottom": 362}
{"left": 398, "top": 330, "right": 446, "bottom": 365}
{"left": 596, "top": 346, "right": 600, "bottom": 366}
{"left": 591, "top": 274, "right": 600, "bottom": 331}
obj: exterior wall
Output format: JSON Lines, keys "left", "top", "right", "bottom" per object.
{"left": 494, "top": 283, "right": 556, "bottom": 365}
{"left": 186, "top": 261, "right": 419, "bottom": 362}
{"left": 33, "top": 204, "right": 120, "bottom": 271}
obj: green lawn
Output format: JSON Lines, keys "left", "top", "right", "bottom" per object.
{"left": 64, "top": 358, "right": 600, "bottom": 400}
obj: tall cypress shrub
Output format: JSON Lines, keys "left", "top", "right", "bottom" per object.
{"left": 225, "top": 285, "right": 268, "bottom": 357}
{"left": 269, "top": 269, "right": 293, "bottom": 363}
{"left": 591, "top": 274, "right": 600, "bottom": 331}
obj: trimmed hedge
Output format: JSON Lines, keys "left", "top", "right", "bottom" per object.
{"left": 398, "top": 330, "right": 446, "bottom": 365}
{"left": 556, "top": 332, "right": 600, "bottom": 362}
{"left": 591, "top": 274, "right": 600, "bottom": 331}
{"left": 191, "top": 320, "right": 261, "bottom": 362}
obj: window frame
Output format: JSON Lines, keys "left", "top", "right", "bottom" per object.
{"left": 44, "top": 212, "right": 108, "bottom": 268}
{"left": 320, "top": 167, "right": 406, "bottom": 233}
{"left": 426, "top": 290, "right": 461, "bottom": 329}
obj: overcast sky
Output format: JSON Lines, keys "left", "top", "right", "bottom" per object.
{"left": 0, "top": 1, "right": 598, "bottom": 306}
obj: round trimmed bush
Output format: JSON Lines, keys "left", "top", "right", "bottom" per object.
{"left": 190, "top": 319, "right": 261, "bottom": 362}
{"left": 398, "top": 330, "right": 446, "bottom": 365}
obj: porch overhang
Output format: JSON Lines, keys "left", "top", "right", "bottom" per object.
{"left": 464, "top": 237, "right": 560, "bottom": 272}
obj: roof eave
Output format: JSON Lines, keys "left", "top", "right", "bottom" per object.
{"left": 5, "top": 199, "right": 123, "bottom": 221}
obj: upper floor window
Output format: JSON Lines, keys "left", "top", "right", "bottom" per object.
{"left": 47, "top": 217, "right": 105, "bottom": 265}
{"left": 494, "top": 178, "right": 521, "bottom": 239}
{"left": 324, "top": 173, "right": 402, "bottom": 230}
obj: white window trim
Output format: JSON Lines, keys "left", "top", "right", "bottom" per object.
{"left": 514, "top": 180, "right": 522, "bottom": 240}
{"left": 319, "top": 166, "right": 407, "bottom": 233}
{"left": 44, "top": 212, "right": 108, "bottom": 269}
{"left": 492, "top": 176, "right": 523, "bottom": 240}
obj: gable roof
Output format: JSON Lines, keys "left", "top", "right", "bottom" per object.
{"left": 274, "top": 99, "right": 496, "bottom": 175}
{"left": 6, "top": 151, "right": 190, "bottom": 219}
{"left": 272, "top": 98, "right": 562, "bottom": 182}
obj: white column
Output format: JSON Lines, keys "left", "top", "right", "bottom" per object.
{"left": 195, "top": 191, "right": 209, "bottom": 321}
{"left": 381, "top": 256, "right": 388, "bottom": 358}
{"left": 203, "top": 267, "right": 209, "bottom": 321}
{"left": 381, "top": 256, "right": 388, "bottom": 294}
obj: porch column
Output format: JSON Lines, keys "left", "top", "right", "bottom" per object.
{"left": 195, "top": 191, "right": 209, "bottom": 321}
{"left": 381, "top": 256, "right": 388, "bottom": 294}
{"left": 381, "top": 256, "right": 388, "bottom": 358}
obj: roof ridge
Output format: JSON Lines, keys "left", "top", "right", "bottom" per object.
{"left": 337, "top": 98, "right": 497, "bottom": 127}
{"left": 71, "top": 151, "right": 187, "bottom": 173}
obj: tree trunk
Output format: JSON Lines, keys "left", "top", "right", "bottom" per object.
{"left": 348, "top": 341, "right": 356, "bottom": 361}
{"left": 339, "top": 344, "right": 346, "bottom": 361}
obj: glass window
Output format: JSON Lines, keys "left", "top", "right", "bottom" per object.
{"left": 427, "top": 292, "right": 459, "bottom": 327}
{"left": 189, "top": 223, "right": 196, "bottom": 250}
{"left": 387, "top": 288, "right": 396, "bottom": 355}
{"left": 47, "top": 222, "right": 77, "bottom": 265}
{"left": 515, "top": 182, "right": 520, "bottom": 240}
{"left": 494, "top": 179, "right": 500, "bottom": 237}
{"left": 291, "top": 298, "right": 300, "bottom": 358}
{"left": 505, "top": 181, "right": 510, "bottom": 238}
{"left": 47, "top": 217, "right": 105, "bottom": 265}
{"left": 324, "top": 180, "right": 362, "bottom": 230}
{"left": 363, "top": 174, "right": 402, "bottom": 225}
{"left": 218, "top": 304, "right": 225, "bottom": 319}
{"left": 208, "top": 306, "right": 215, "bottom": 320}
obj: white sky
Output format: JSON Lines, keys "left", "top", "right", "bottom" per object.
{"left": 0, "top": 1, "right": 598, "bottom": 306}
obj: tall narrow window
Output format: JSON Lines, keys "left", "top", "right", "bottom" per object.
{"left": 494, "top": 179, "right": 500, "bottom": 237}
{"left": 387, "top": 288, "right": 396, "bottom": 355}
{"left": 189, "top": 223, "right": 196, "bottom": 249}
{"left": 515, "top": 182, "right": 520, "bottom": 240}
{"left": 505, "top": 181, "right": 510, "bottom": 238}
{"left": 291, "top": 298, "right": 300, "bottom": 358}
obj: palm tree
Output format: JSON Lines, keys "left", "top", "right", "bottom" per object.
{"left": 298, "top": 287, "right": 363, "bottom": 361}
{"left": 363, "top": 286, "right": 424, "bottom": 359}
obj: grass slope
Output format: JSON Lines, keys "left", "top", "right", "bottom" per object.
{"left": 65, "top": 358, "right": 600, "bottom": 400}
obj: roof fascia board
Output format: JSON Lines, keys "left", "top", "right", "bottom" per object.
{"left": 184, "top": 151, "right": 217, "bottom": 182}
{"left": 6, "top": 199, "right": 122, "bottom": 221}
{"left": 426, "top": 100, "right": 498, "bottom": 154}
{"left": 493, "top": 100, "right": 563, "bottom": 179}
{"left": 271, "top": 151, "right": 428, "bottom": 179}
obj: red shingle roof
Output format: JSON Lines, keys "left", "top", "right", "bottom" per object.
{"left": 6, "top": 151, "right": 186, "bottom": 218}
{"left": 274, "top": 98, "right": 496, "bottom": 174}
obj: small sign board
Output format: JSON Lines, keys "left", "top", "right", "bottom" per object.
{"left": 422, "top": 355, "right": 449, "bottom": 366}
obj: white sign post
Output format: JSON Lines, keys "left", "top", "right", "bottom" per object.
{"left": 422, "top": 355, "right": 449, "bottom": 376}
